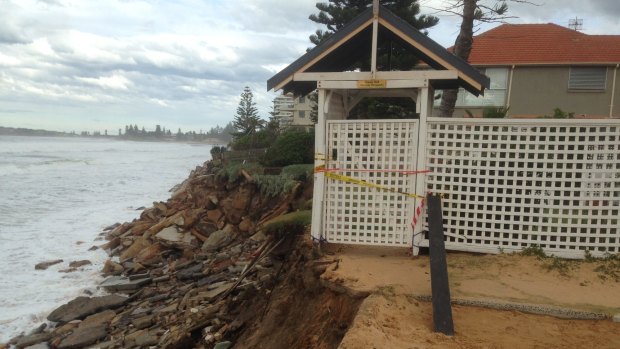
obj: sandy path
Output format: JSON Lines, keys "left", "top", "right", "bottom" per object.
{"left": 320, "top": 245, "right": 620, "bottom": 349}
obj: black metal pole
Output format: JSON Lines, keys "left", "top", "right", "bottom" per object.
{"left": 427, "top": 193, "right": 454, "bottom": 336}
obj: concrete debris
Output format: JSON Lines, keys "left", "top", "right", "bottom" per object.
{"left": 7, "top": 159, "right": 315, "bottom": 349}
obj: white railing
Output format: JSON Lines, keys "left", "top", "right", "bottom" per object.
{"left": 421, "top": 118, "right": 620, "bottom": 258}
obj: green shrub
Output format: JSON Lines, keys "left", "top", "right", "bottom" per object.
{"left": 253, "top": 164, "right": 314, "bottom": 198}
{"left": 262, "top": 210, "right": 312, "bottom": 237}
{"left": 262, "top": 130, "right": 314, "bottom": 167}
{"left": 210, "top": 146, "right": 227, "bottom": 160}
{"left": 217, "top": 163, "right": 263, "bottom": 183}
{"left": 254, "top": 174, "right": 297, "bottom": 198}
{"left": 540, "top": 107, "right": 575, "bottom": 119}
{"left": 482, "top": 106, "right": 509, "bottom": 118}
{"left": 281, "top": 164, "right": 314, "bottom": 181}
{"left": 520, "top": 244, "right": 546, "bottom": 259}
{"left": 230, "top": 130, "right": 275, "bottom": 151}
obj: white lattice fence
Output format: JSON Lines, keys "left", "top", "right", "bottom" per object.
{"left": 421, "top": 118, "right": 620, "bottom": 258}
{"left": 323, "top": 120, "right": 420, "bottom": 246}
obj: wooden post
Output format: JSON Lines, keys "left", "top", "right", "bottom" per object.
{"left": 311, "top": 89, "right": 327, "bottom": 241}
{"left": 370, "top": 0, "right": 379, "bottom": 78}
{"left": 427, "top": 193, "right": 454, "bottom": 336}
{"left": 412, "top": 86, "right": 431, "bottom": 255}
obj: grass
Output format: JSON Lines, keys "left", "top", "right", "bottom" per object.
{"left": 592, "top": 253, "right": 620, "bottom": 282}
{"left": 519, "top": 245, "right": 620, "bottom": 281}
{"left": 261, "top": 210, "right": 312, "bottom": 238}
{"left": 217, "top": 163, "right": 314, "bottom": 198}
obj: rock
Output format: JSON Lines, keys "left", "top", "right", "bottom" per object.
{"left": 24, "top": 343, "right": 49, "bottom": 349}
{"left": 131, "top": 315, "right": 154, "bottom": 329}
{"left": 181, "top": 208, "right": 205, "bottom": 228}
{"left": 14, "top": 333, "right": 52, "bottom": 348}
{"left": 134, "top": 243, "right": 163, "bottom": 265}
{"left": 68, "top": 260, "right": 91, "bottom": 268}
{"left": 146, "top": 211, "right": 183, "bottom": 235}
{"left": 614, "top": 313, "right": 620, "bottom": 323}
{"left": 202, "top": 225, "right": 234, "bottom": 252}
{"left": 103, "top": 223, "right": 120, "bottom": 232}
{"left": 206, "top": 209, "right": 224, "bottom": 224}
{"left": 101, "top": 260, "right": 123, "bottom": 276}
{"left": 57, "top": 325, "right": 107, "bottom": 349}
{"left": 238, "top": 217, "right": 253, "bottom": 233}
{"left": 207, "top": 195, "right": 219, "bottom": 208}
{"left": 34, "top": 259, "right": 63, "bottom": 270}
{"left": 214, "top": 341, "right": 232, "bottom": 349}
{"left": 194, "top": 221, "right": 218, "bottom": 236}
{"left": 99, "top": 237, "right": 120, "bottom": 251}
{"left": 88, "top": 245, "right": 99, "bottom": 251}
{"left": 134, "top": 332, "right": 158, "bottom": 347}
{"left": 129, "top": 221, "right": 154, "bottom": 235}
{"left": 225, "top": 210, "right": 243, "bottom": 225}
{"left": 79, "top": 310, "right": 116, "bottom": 329}
{"left": 194, "top": 282, "right": 234, "bottom": 302}
{"left": 99, "top": 276, "right": 151, "bottom": 292}
{"left": 155, "top": 226, "right": 196, "bottom": 248}
{"left": 120, "top": 236, "right": 151, "bottom": 262}
{"left": 47, "top": 295, "right": 128, "bottom": 323}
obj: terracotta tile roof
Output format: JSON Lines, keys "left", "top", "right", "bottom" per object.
{"left": 461, "top": 23, "right": 620, "bottom": 65}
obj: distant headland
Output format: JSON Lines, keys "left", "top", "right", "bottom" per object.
{"left": 0, "top": 123, "right": 233, "bottom": 145}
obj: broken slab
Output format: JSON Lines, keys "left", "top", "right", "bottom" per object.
{"left": 100, "top": 276, "right": 151, "bottom": 292}
{"left": 155, "top": 226, "right": 196, "bottom": 248}
{"left": 47, "top": 295, "right": 128, "bottom": 323}
{"left": 13, "top": 333, "right": 52, "bottom": 348}
{"left": 57, "top": 325, "right": 107, "bottom": 349}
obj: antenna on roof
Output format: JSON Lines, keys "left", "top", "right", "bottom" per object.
{"left": 568, "top": 17, "right": 583, "bottom": 31}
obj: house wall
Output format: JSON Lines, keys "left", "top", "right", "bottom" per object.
{"left": 508, "top": 66, "right": 616, "bottom": 118}
{"left": 434, "top": 65, "right": 620, "bottom": 118}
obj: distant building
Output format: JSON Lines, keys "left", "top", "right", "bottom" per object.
{"left": 274, "top": 93, "right": 315, "bottom": 130}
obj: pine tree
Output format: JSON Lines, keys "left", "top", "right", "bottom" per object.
{"left": 231, "top": 86, "right": 264, "bottom": 140}
{"left": 308, "top": 0, "right": 438, "bottom": 119}
{"left": 309, "top": 0, "right": 438, "bottom": 71}
{"left": 265, "top": 99, "right": 281, "bottom": 137}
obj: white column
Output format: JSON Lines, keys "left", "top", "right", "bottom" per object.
{"left": 311, "top": 89, "right": 327, "bottom": 241}
{"left": 370, "top": 1, "right": 379, "bottom": 78}
{"left": 412, "top": 86, "right": 432, "bottom": 255}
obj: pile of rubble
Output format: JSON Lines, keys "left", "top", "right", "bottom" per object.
{"left": 6, "top": 160, "right": 323, "bottom": 349}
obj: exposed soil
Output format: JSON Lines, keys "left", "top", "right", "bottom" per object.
{"left": 230, "top": 237, "right": 365, "bottom": 349}
{"left": 321, "top": 244, "right": 620, "bottom": 349}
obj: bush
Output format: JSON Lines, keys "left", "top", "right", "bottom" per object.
{"left": 210, "top": 146, "right": 227, "bottom": 160}
{"left": 262, "top": 129, "right": 314, "bottom": 167}
{"left": 230, "top": 130, "right": 275, "bottom": 151}
{"left": 261, "top": 210, "right": 312, "bottom": 237}
{"left": 540, "top": 107, "right": 575, "bottom": 119}
{"left": 253, "top": 164, "right": 314, "bottom": 198}
{"left": 482, "top": 106, "right": 509, "bottom": 118}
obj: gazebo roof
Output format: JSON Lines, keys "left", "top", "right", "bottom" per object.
{"left": 267, "top": 5, "right": 490, "bottom": 96}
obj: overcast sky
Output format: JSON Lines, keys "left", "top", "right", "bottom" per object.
{"left": 1, "top": 0, "right": 619, "bottom": 133}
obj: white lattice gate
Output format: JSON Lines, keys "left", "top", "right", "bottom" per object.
{"left": 323, "top": 120, "right": 420, "bottom": 246}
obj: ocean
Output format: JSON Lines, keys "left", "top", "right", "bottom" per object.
{"left": 0, "top": 136, "right": 213, "bottom": 342}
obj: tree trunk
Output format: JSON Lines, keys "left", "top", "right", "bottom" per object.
{"left": 438, "top": 0, "right": 477, "bottom": 117}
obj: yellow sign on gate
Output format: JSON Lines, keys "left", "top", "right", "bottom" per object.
{"left": 357, "top": 79, "right": 387, "bottom": 88}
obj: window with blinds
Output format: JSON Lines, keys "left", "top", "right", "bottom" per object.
{"left": 568, "top": 67, "right": 607, "bottom": 90}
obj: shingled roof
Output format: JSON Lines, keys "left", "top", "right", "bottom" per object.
{"left": 464, "top": 23, "right": 620, "bottom": 65}
{"left": 268, "top": 5, "right": 489, "bottom": 96}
